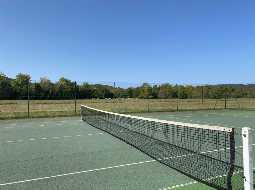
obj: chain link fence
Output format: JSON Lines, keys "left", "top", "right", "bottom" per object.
{"left": 1, "top": 80, "right": 255, "bottom": 119}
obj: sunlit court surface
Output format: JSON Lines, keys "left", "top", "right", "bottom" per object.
{"left": 1, "top": 109, "right": 254, "bottom": 190}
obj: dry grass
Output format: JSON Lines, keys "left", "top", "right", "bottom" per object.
{"left": 0, "top": 98, "right": 255, "bottom": 119}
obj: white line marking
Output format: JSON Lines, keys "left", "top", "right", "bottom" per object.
{"left": 63, "top": 136, "right": 72, "bottom": 138}
{"left": 0, "top": 159, "right": 156, "bottom": 186}
{"left": 3, "top": 133, "right": 96, "bottom": 144}
{"left": 158, "top": 167, "right": 255, "bottom": 190}
{"left": 159, "top": 181, "right": 198, "bottom": 190}
{"left": 98, "top": 133, "right": 103, "bottom": 135}
{"left": 7, "top": 140, "right": 15, "bottom": 143}
{"left": 4, "top": 127, "right": 14, "bottom": 129}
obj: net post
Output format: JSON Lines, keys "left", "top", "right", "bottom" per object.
{"left": 242, "top": 127, "right": 253, "bottom": 190}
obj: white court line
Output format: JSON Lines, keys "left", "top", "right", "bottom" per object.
{"left": 0, "top": 140, "right": 253, "bottom": 187}
{"left": 7, "top": 140, "right": 15, "bottom": 143}
{"left": 4, "top": 127, "right": 14, "bottom": 129}
{"left": 3, "top": 123, "right": 49, "bottom": 129}
{"left": 159, "top": 181, "right": 197, "bottom": 190}
{"left": 63, "top": 136, "right": 72, "bottom": 138}
{"left": 4, "top": 133, "right": 104, "bottom": 144}
{"left": 0, "top": 159, "right": 156, "bottom": 186}
{"left": 159, "top": 167, "right": 255, "bottom": 190}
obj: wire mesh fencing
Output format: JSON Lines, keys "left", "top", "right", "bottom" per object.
{"left": 1, "top": 80, "right": 255, "bottom": 119}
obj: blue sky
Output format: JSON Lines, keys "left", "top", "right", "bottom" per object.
{"left": 0, "top": 0, "right": 254, "bottom": 85}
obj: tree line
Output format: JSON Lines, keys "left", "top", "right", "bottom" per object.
{"left": 1, "top": 73, "right": 255, "bottom": 100}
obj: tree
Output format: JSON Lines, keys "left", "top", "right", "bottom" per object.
{"left": 139, "top": 83, "right": 152, "bottom": 98}
{"left": 79, "top": 83, "right": 93, "bottom": 99}
{"left": 178, "top": 85, "right": 188, "bottom": 99}
{"left": 158, "top": 84, "right": 173, "bottom": 99}
{"left": 39, "top": 77, "right": 53, "bottom": 99}
{"left": 56, "top": 77, "right": 74, "bottom": 99}
{"left": 0, "top": 73, "right": 13, "bottom": 99}
{"left": 127, "top": 88, "right": 134, "bottom": 98}
{"left": 12, "top": 73, "right": 31, "bottom": 99}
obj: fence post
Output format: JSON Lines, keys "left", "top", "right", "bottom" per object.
{"left": 201, "top": 86, "right": 204, "bottom": 104}
{"left": 224, "top": 96, "right": 227, "bottom": 109}
{"left": 177, "top": 85, "right": 180, "bottom": 111}
{"left": 27, "top": 81, "right": 30, "bottom": 118}
{"left": 74, "top": 81, "right": 77, "bottom": 114}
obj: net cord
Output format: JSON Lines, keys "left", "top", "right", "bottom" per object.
{"left": 81, "top": 105, "right": 232, "bottom": 132}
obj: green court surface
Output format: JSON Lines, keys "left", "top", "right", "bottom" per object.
{"left": 0, "top": 109, "right": 254, "bottom": 190}
{"left": 137, "top": 109, "right": 255, "bottom": 129}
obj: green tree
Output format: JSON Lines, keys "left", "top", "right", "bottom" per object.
{"left": 39, "top": 77, "right": 53, "bottom": 99}
{"left": 12, "top": 73, "right": 31, "bottom": 99}
{"left": 139, "top": 83, "right": 152, "bottom": 98}
{"left": 158, "top": 84, "right": 173, "bottom": 98}
{"left": 79, "top": 83, "right": 93, "bottom": 99}
{"left": 56, "top": 77, "right": 74, "bottom": 99}
{"left": 0, "top": 73, "right": 13, "bottom": 99}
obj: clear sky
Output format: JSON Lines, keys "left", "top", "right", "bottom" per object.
{"left": 0, "top": 0, "right": 254, "bottom": 85}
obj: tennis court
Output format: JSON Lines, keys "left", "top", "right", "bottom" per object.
{"left": 0, "top": 109, "right": 254, "bottom": 190}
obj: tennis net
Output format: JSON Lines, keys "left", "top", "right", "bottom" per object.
{"left": 81, "top": 105, "right": 244, "bottom": 190}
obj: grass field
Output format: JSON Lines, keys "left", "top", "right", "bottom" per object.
{"left": 1, "top": 98, "right": 255, "bottom": 119}
{"left": 0, "top": 109, "right": 254, "bottom": 189}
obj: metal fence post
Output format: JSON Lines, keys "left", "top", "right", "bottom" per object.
{"left": 201, "top": 86, "right": 204, "bottom": 104}
{"left": 74, "top": 81, "right": 77, "bottom": 114}
{"left": 27, "top": 81, "right": 30, "bottom": 118}
{"left": 225, "top": 96, "right": 227, "bottom": 109}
